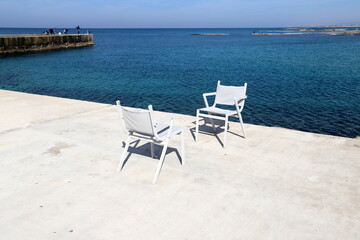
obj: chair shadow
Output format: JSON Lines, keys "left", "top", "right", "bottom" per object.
{"left": 203, "top": 118, "right": 245, "bottom": 138}
{"left": 189, "top": 118, "right": 245, "bottom": 147}
{"left": 189, "top": 124, "right": 225, "bottom": 147}
{"left": 119, "top": 139, "right": 183, "bottom": 170}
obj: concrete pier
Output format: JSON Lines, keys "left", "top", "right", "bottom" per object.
{"left": 0, "top": 34, "right": 94, "bottom": 55}
{"left": 0, "top": 90, "right": 359, "bottom": 239}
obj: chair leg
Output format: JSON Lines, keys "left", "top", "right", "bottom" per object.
{"left": 117, "top": 135, "right": 131, "bottom": 172}
{"left": 238, "top": 113, "right": 246, "bottom": 138}
{"left": 208, "top": 113, "right": 217, "bottom": 133}
{"left": 181, "top": 130, "right": 185, "bottom": 165}
{"left": 195, "top": 110, "right": 200, "bottom": 141}
{"left": 153, "top": 140, "right": 170, "bottom": 184}
{"left": 150, "top": 142, "right": 155, "bottom": 158}
{"left": 223, "top": 115, "right": 228, "bottom": 148}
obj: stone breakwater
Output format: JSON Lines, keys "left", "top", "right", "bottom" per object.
{"left": 0, "top": 34, "right": 94, "bottom": 55}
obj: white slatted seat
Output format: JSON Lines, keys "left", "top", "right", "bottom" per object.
{"left": 198, "top": 106, "right": 237, "bottom": 115}
{"left": 116, "top": 100, "right": 185, "bottom": 184}
{"left": 156, "top": 124, "right": 183, "bottom": 140}
{"left": 195, "top": 81, "right": 247, "bottom": 148}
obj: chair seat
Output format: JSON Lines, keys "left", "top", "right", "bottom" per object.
{"left": 198, "top": 106, "right": 237, "bottom": 116}
{"left": 156, "top": 124, "right": 182, "bottom": 140}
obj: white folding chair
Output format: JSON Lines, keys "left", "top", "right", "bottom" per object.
{"left": 195, "top": 81, "right": 247, "bottom": 148}
{"left": 116, "top": 100, "right": 185, "bottom": 184}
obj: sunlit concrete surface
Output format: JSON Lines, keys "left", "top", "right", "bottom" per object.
{"left": 1, "top": 90, "right": 359, "bottom": 240}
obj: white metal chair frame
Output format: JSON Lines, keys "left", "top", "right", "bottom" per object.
{"left": 116, "top": 100, "right": 185, "bottom": 184}
{"left": 195, "top": 81, "right": 247, "bottom": 148}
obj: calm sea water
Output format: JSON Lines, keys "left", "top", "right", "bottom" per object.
{"left": 1, "top": 28, "right": 359, "bottom": 137}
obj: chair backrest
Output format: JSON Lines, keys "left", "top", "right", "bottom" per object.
{"left": 116, "top": 101, "right": 155, "bottom": 136}
{"left": 214, "top": 81, "right": 247, "bottom": 106}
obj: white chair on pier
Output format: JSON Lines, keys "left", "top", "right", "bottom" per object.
{"left": 116, "top": 100, "right": 185, "bottom": 184}
{"left": 195, "top": 81, "right": 247, "bottom": 148}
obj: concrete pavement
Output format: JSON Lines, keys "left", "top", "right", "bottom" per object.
{"left": 0, "top": 90, "right": 359, "bottom": 239}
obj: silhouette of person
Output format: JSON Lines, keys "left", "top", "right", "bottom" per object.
{"left": 76, "top": 25, "right": 80, "bottom": 34}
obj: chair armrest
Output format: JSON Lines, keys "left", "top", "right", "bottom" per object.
{"left": 234, "top": 96, "right": 247, "bottom": 112}
{"left": 235, "top": 96, "right": 247, "bottom": 104}
{"left": 203, "top": 92, "right": 216, "bottom": 97}
{"left": 203, "top": 92, "right": 216, "bottom": 107}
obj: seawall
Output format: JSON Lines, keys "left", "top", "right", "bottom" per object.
{"left": 0, "top": 34, "right": 94, "bottom": 55}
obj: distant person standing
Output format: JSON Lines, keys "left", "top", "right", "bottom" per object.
{"left": 76, "top": 25, "right": 80, "bottom": 34}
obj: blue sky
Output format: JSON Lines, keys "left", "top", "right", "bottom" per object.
{"left": 0, "top": 0, "right": 359, "bottom": 28}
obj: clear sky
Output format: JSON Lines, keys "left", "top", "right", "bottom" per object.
{"left": 0, "top": 0, "right": 359, "bottom": 28}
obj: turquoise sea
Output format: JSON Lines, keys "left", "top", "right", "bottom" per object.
{"left": 0, "top": 28, "right": 359, "bottom": 137}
